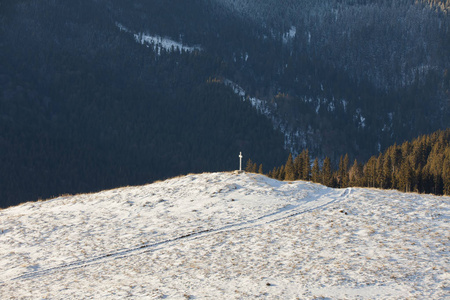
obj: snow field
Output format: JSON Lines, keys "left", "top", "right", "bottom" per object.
{"left": 0, "top": 172, "right": 448, "bottom": 299}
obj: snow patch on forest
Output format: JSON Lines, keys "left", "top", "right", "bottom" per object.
{"left": 283, "top": 26, "right": 296, "bottom": 44}
{"left": 355, "top": 108, "right": 366, "bottom": 129}
{"left": 116, "top": 22, "right": 201, "bottom": 55}
{"left": 224, "top": 79, "right": 272, "bottom": 116}
{"left": 134, "top": 33, "right": 202, "bottom": 54}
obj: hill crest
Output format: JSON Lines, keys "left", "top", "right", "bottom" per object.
{"left": 1, "top": 172, "right": 449, "bottom": 298}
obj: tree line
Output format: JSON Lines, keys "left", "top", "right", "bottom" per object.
{"left": 248, "top": 129, "right": 450, "bottom": 195}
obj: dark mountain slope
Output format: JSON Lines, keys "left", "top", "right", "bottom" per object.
{"left": 213, "top": 0, "right": 450, "bottom": 151}
{"left": 0, "top": 0, "right": 286, "bottom": 208}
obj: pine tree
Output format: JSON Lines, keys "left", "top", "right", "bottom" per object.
{"left": 270, "top": 166, "right": 279, "bottom": 179}
{"left": 302, "top": 149, "right": 311, "bottom": 181}
{"left": 258, "top": 164, "right": 264, "bottom": 174}
{"left": 443, "top": 157, "right": 450, "bottom": 195}
{"left": 321, "top": 157, "right": 333, "bottom": 187}
{"left": 412, "top": 139, "right": 428, "bottom": 169}
{"left": 285, "top": 153, "right": 296, "bottom": 181}
{"left": 245, "top": 159, "right": 253, "bottom": 172}
{"left": 433, "top": 173, "right": 444, "bottom": 195}
{"left": 391, "top": 144, "right": 402, "bottom": 176}
{"left": 337, "top": 155, "right": 349, "bottom": 188}
{"left": 381, "top": 154, "right": 393, "bottom": 189}
{"left": 375, "top": 154, "right": 384, "bottom": 188}
{"left": 349, "top": 159, "right": 363, "bottom": 187}
{"left": 278, "top": 165, "right": 285, "bottom": 181}
{"left": 415, "top": 167, "right": 423, "bottom": 193}
{"left": 398, "top": 159, "right": 414, "bottom": 193}
{"left": 294, "top": 152, "right": 304, "bottom": 180}
{"left": 246, "top": 159, "right": 257, "bottom": 173}
{"left": 364, "top": 157, "right": 377, "bottom": 188}
{"left": 252, "top": 162, "right": 258, "bottom": 173}
{"left": 311, "top": 158, "right": 320, "bottom": 183}
{"left": 421, "top": 167, "right": 433, "bottom": 194}
{"left": 342, "top": 154, "right": 349, "bottom": 187}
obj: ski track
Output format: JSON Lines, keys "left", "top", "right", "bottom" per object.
{"left": 3, "top": 187, "right": 352, "bottom": 284}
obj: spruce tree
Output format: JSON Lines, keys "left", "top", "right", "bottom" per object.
{"left": 258, "top": 164, "right": 264, "bottom": 174}
{"left": 364, "top": 157, "right": 377, "bottom": 188}
{"left": 270, "top": 167, "right": 279, "bottom": 179}
{"left": 381, "top": 154, "right": 393, "bottom": 189}
{"left": 312, "top": 158, "right": 320, "bottom": 183}
{"left": 399, "top": 159, "right": 414, "bottom": 193}
{"left": 349, "top": 159, "right": 361, "bottom": 186}
{"left": 278, "top": 165, "right": 285, "bottom": 181}
{"left": 252, "top": 162, "right": 258, "bottom": 173}
{"left": 376, "top": 154, "right": 384, "bottom": 188}
{"left": 321, "top": 157, "right": 333, "bottom": 187}
{"left": 302, "top": 150, "right": 312, "bottom": 181}
{"left": 415, "top": 167, "right": 423, "bottom": 193}
{"left": 391, "top": 145, "right": 402, "bottom": 175}
{"left": 337, "top": 155, "right": 349, "bottom": 188}
{"left": 443, "top": 157, "right": 450, "bottom": 195}
{"left": 285, "top": 153, "right": 296, "bottom": 181}
{"left": 246, "top": 159, "right": 257, "bottom": 173}
{"left": 343, "top": 154, "right": 349, "bottom": 187}
{"left": 294, "top": 152, "right": 304, "bottom": 180}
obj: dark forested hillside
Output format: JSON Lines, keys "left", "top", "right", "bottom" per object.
{"left": 0, "top": 0, "right": 449, "bottom": 207}
{"left": 215, "top": 0, "right": 450, "bottom": 158}
{"left": 0, "top": 0, "right": 288, "bottom": 208}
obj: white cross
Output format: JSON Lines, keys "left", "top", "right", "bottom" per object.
{"left": 239, "top": 152, "right": 243, "bottom": 171}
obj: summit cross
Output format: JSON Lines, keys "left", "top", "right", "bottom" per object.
{"left": 239, "top": 152, "right": 243, "bottom": 172}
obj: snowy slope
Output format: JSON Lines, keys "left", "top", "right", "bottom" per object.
{"left": 0, "top": 172, "right": 449, "bottom": 299}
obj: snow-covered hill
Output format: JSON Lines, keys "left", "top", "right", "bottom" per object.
{"left": 0, "top": 172, "right": 449, "bottom": 299}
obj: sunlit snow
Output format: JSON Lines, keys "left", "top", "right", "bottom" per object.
{"left": 0, "top": 172, "right": 448, "bottom": 299}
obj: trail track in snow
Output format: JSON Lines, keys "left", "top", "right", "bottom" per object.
{"left": 5, "top": 185, "right": 352, "bottom": 283}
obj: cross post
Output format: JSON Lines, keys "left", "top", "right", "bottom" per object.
{"left": 239, "top": 152, "right": 243, "bottom": 172}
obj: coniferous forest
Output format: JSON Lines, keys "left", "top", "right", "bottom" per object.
{"left": 1, "top": 0, "right": 449, "bottom": 207}
{"left": 265, "top": 129, "right": 450, "bottom": 195}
